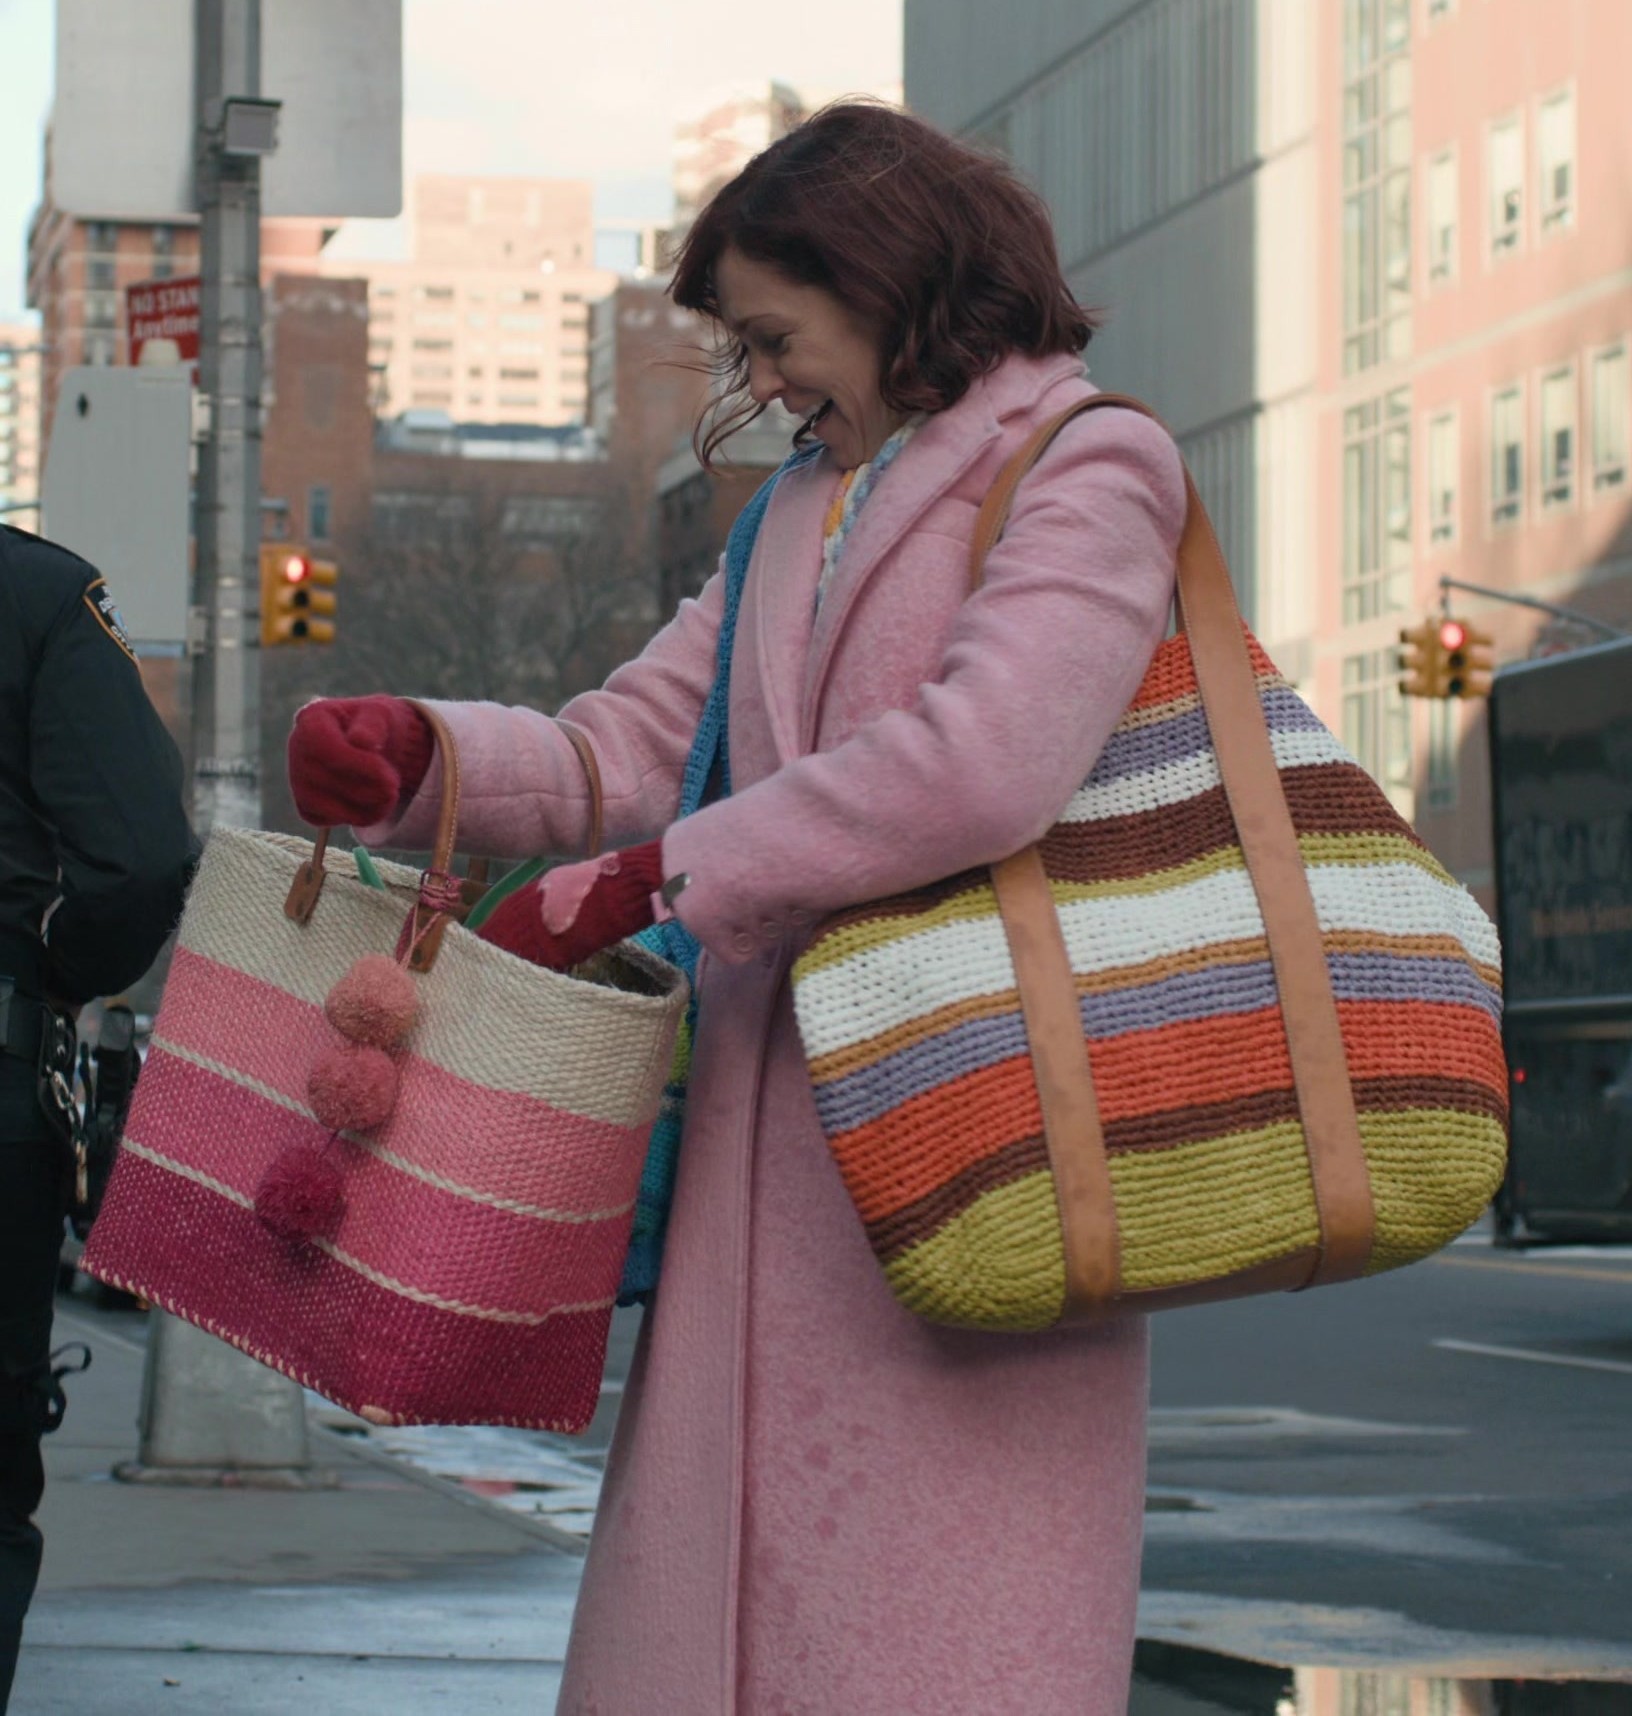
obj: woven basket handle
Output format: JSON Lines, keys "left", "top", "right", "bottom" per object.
{"left": 967, "top": 394, "right": 1375, "bottom": 1310}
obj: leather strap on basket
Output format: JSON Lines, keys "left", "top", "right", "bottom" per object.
{"left": 555, "top": 719, "right": 605, "bottom": 859}
{"left": 400, "top": 700, "right": 463, "bottom": 973}
{"left": 969, "top": 394, "right": 1376, "bottom": 1311}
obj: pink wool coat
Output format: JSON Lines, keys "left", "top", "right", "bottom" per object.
{"left": 363, "top": 350, "right": 1186, "bottom": 1714}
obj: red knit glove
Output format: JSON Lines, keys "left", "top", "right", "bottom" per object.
{"left": 287, "top": 696, "right": 436, "bottom": 829}
{"left": 477, "top": 842, "right": 665, "bottom": 972}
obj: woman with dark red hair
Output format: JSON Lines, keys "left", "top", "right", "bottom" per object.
{"left": 290, "top": 102, "right": 1185, "bottom": 1713}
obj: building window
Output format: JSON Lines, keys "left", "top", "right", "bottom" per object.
{"left": 499, "top": 366, "right": 539, "bottom": 381}
{"left": 1427, "top": 410, "right": 1458, "bottom": 544}
{"left": 1342, "top": 0, "right": 1412, "bottom": 375}
{"left": 1343, "top": 650, "right": 1412, "bottom": 815}
{"left": 151, "top": 224, "right": 175, "bottom": 281}
{"left": 411, "top": 338, "right": 453, "bottom": 353}
{"left": 1490, "top": 384, "right": 1524, "bottom": 525}
{"left": 1488, "top": 115, "right": 1523, "bottom": 257}
{"left": 1425, "top": 0, "right": 1453, "bottom": 21}
{"left": 86, "top": 256, "right": 116, "bottom": 290}
{"left": 415, "top": 284, "right": 454, "bottom": 302}
{"left": 1589, "top": 343, "right": 1629, "bottom": 492}
{"left": 1539, "top": 366, "right": 1576, "bottom": 510}
{"left": 85, "top": 220, "right": 117, "bottom": 253}
{"left": 1342, "top": 390, "right": 1412, "bottom": 625}
{"left": 1537, "top": 88, "right": 1576, "bottom": 233}
{"left": 1425, "top": 150, "right": 1456, "bottom": 284}
{"left": 308, "top": 484, "right": 332, "bottom": 543}
{"left": 1426, "top": 699, "right": 1458, "bottom": 811}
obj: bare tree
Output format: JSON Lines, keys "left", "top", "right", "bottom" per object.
{"left": 260, "top": 461, "right": 663, "bottom": 836}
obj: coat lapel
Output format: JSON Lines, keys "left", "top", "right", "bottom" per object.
{"left": 745, "top": 456, "right": 839, "bottom": 771}
{"left": 798, "top": 354, "right": 1087, "bottom": 751}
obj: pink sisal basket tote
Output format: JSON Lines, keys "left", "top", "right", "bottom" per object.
{"left": 81, "top": 706, "right": 687, "bottom": 1431}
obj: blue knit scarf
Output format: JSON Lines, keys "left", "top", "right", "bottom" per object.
{"left": 618, "top": 443, "right": 822, "bottom": 1303}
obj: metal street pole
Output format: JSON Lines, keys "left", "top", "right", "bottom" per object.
{"left": 192, "top": 0, "right": 266, "bottom": 836}
{"left": 125, "top": 0, "right": 315, "bottom": 1486}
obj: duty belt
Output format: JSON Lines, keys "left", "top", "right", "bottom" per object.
{"left": 0, "top": 977, "right": 64, "bottom": 1067}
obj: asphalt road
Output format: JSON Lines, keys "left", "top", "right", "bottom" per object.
{"left": 1137, "top": 1231, "right": 1632, "bottom": 1680}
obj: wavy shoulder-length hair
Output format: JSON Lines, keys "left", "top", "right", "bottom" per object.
{"left": 670, "top": 100, "right": 1096, "bottom": 468}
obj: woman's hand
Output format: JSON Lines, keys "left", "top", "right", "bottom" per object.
{"left": 287, "top": 696, "right": 435, "bottom": 829}
{"left": 477, "top": 842, "right": 665, "bottom": 972}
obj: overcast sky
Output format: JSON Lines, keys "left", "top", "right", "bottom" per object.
{"left": 0, "top": 0, "right": 902, "bottom": 317}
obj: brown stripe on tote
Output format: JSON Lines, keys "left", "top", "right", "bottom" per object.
{"left": 1103, "top": 1073, "right": 1508, "bottom": 1157}
{"left": 818, "top": 866, "right": 992, "bottom": 935}
{"left": 863, "top": 1133, "right": 1052, "bottom": 1262}
{"left": 1042, "top": 766, "right": 1427, "bottom": 886}
{"left": 857, "top": 1070, "right": 1506, "bottom": 1263}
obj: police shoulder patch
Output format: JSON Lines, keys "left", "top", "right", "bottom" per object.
{"left": 83, "top": 578, "right": 138, "bottom": 662}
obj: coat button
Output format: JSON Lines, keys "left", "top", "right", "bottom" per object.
{"left": 789, "top": 907, "right": 812, "bottom": 927}
{"left": 731, "top": 931, "right": 755, "bottom": 956}
{"left": 759, "top": 920, "right": 780, "bottom": 941}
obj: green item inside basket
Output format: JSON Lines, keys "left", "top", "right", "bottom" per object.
{"left": 461, "top": 857, "right": 549, "bottom": 932}
{"left": 352, "top": 846, "right": 387, "bottom": 891}
{"left": 349, "top": 845, "right": 548, "bottom": 929}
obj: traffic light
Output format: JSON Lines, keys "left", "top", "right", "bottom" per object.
{"left": 1439, "top": 617, "right": 1494, "bottom": 699}
{"left": 1398, "top": 619, "right": 1447, "bottom": 698}
{"left": 259, "top": 544, "right": 337, "bottom": 646}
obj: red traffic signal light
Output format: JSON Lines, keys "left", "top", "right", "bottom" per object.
{"left": 1438, "top": 619, "right": 1467, "bottom": 653}
{"left": 260, "top": 545, "right": 336, "bottom": 645}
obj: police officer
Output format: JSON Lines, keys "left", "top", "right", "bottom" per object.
{"left": 0, "top": 524, "right": 196, "bottom": 1707}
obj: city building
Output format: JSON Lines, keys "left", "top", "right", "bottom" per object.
{"left": 324, "top": 175, "right": 619, "bottom": 427}
{"left": 1348, "top": 0, "right": 1632, "bottom": 889}
{"left": 904, "top": 0, "right": 1632, "bottom": 898}
{"left": 262, "top": 274, "right": 375, "bottom": 550}
{"left": 24, "top": 126, "right": 329, "bottom": 448}
{"left": 672, "top": 82, "right": 806, "bottom": 238}
{"left": 656, "top": 410, "right": 798, "bottom": 613}
{"left": 0, "top": 320, "right": 43, "bottom": 525}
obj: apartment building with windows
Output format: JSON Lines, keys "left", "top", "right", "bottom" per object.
{"left": 326, "top": 176, "right": 619, "bottom": 428}
{"left": 905, "top": 0, "right": 1632, "bottom": 897}
{"left": 1321, "top": 0, "right": 1632, "bottom": 891}
{"left": 25, "top": 132, "right": 329, "bottom": 449}
{"left": 0, "top": 321, "right": 43, "bottom": 525}
{"left": 906, "top": 0, "right": 1323, "bottom": 710}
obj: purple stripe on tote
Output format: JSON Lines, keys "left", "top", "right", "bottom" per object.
{"left": 1087, "top": 686, "right": 1326, "bottom": 787}
{"left": 811, "top": 952, "right": 1501, "bottom": 1138}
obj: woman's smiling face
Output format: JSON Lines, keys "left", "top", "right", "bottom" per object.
{"left": 714, "top": 245, "right": 905, "bottom": 471}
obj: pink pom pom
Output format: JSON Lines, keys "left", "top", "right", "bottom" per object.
{"left": 325, "top": 954, "right": 418, "bottom": 1050}
{"left": 254, "top": 1143, "right": 345, "bottom": 1242}
{"left": 308, "top": 1042, "right": 398, "bottom": 1133}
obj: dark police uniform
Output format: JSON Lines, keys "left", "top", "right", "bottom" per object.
{"left": 0, "top": 526, "right": 195, "bottom": 1705}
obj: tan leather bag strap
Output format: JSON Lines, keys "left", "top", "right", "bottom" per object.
{"left": 968, "top": 394, "right": 1375, "bottom": 1308}
{"left": 555, "top": 719, "right": 605, "bottom": 858}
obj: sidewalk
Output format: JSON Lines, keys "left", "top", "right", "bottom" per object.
{"left": 12, "top": 1295, "right": 587, "bottom": 1714}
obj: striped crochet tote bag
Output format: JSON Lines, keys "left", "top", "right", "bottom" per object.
{"left": 790, "top": 396, "right": 1508, "bottom": 1332}
{"left": 82, "top": 707, "right": 687, "bottom": 1429}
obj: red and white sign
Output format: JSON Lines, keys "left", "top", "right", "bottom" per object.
{"left": 125, "top": 275, "right": 200, "bottom": 373}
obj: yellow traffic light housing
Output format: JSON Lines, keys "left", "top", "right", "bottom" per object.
{"left": 1397, "top": 619, "right": 1447, "bottom": 698}
{"left": 259, "top": 544, "right": 337, "bottom": 646}
{"left": 1441, "top": 618, "right": 1494, "bottom": 698}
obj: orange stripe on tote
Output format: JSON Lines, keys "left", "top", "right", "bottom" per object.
{"left": 831, "top": 1056, "right": 1044, "bottom": 1224}
{"left": 836, "top": 998, "right": 1506, "bottom": 1225}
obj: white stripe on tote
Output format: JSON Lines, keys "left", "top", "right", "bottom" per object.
{"left": 794, "top": 860, "right": 1500, "bottom": 1060}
